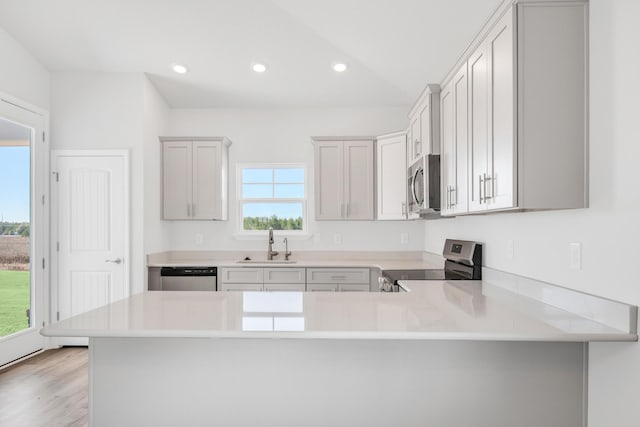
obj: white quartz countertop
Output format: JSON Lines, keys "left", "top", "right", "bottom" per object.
{"left": 148, "top": 259, "right": 438, "bottom": 270}
{"left": 41, "top": 280, "right": 637, "bottom": 342}
{"left": 145, "top": 250, "right": 446, "bottom": 270}
{"left": 153, "top": 260, "right": 438, "bottom": 269}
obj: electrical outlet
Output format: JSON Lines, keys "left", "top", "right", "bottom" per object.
{"left": 333, "top": 233, "right": 342, "bottom": 244}
{"left": 195, "top": 233, "right": 204, "bottom": 245}
{"left": 400, "top": 233, "right": 409, "bottom": 244}
{"left": 569, "top": 242, "right": 581, "bottom": 270}
{"left": 507, "top": 240, "right": 514, "bottom": 260}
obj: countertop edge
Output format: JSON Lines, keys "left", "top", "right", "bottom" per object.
{"left": 39, "top": 328, "right": 638, "bottom": 342}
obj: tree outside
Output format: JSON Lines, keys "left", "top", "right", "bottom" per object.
{"left": 243, "top": 215, "right": 303, "bottom": 231}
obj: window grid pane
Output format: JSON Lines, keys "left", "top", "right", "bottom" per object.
{"left": 242, "top": 184, "right": 274, "bottom": 199}
{"left": 241, "top": 168, "right": 304, "bottom": 200}
{"left": 242, "top": 168, "right": 273, "bottom": 183}
{"left": 274, "top": 184, "right": 304, "bottom": 198}
{"left": 274, "top": 168, "right": 304, "bottom": 183}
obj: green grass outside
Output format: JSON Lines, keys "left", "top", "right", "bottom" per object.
{"left": 0, "top": 270, "right": 30, "bottom": 337}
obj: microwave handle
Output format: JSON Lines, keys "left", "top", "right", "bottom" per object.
{"left": 412, "top": 168, "right": 421, "bottom": 207}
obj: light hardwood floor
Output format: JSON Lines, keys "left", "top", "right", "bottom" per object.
{"left": 0, "top": 347, "right": 88, "bottom": 427}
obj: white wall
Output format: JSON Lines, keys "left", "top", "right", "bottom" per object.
{"left": 423, "top": 1, "right": 640, "bottom": 425}
{"left": 143, "top": 76, "right": 170, "bottom": 255}
{"left": 165, "top": 107, "right": 425, "bottom": 252}
{"left": 50, "top": 72, "right": 147, "bottom": 293}
{"left": 0, "top": 26, "right": 49, "bottom": 110}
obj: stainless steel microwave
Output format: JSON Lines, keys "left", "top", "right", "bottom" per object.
{"left": 407, "top": 154, "right": 441, "bottom": 219}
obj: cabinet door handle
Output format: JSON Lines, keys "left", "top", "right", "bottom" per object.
{"left": 401, "top": 202, "right": 407, "bottom": 215}
{"left": 451, "top": 187, "right": 456, "bottom": 207}
{"left": 479, "top": 175, "right": 484, "bottom": 203}
{"left": 483, "top": 174, "right": 493, "bottom": 201}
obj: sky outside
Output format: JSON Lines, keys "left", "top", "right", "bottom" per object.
{"left": 242, "top": 168, "right": 304, "bottom": 218}
{"left": 0, "top": 146, "right": 30, "bottom": 222}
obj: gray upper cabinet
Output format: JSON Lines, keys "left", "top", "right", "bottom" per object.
{"left": 312, "top": 137, "right": 374, "bottom": 220}
{"left": 467, "top": 8, "right": 515, "bottom": 213}
{"left": 440, "top": 1, "right": 588, "bottom": 215}
{"left": 376, "top": 131, "right": 408, "bottom": 220}
{"left": 440, "top": 63, "right": 469, "bottom": 216}
{"left": 161, "top": 137, "right": 231, "bottom": 220}
{"left": 407, "top": 84, "right": 440, "bottom": 163}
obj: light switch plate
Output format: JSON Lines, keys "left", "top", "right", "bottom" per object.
{"left": 400, "top": 233, "right": 409, "bottom": 244}
{"left": 333, "top": 233, "right": 342, "bottom": 244}
{"left": 569, "top": 242, "right": 581, "bottom": 270}
{"left": 195, "top": 233, "right": 204, "bottom": 245}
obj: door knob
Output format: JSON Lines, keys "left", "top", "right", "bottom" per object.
{"left": 105, "top": 258, "right": 122, "bottom": 264}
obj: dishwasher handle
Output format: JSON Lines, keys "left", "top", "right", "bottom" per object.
{"left": 160, "top": 267, "right": 217, "bottom": 277}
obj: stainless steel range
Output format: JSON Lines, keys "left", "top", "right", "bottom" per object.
{"left": 379, "top": 239, "right": 482, "bottom": 292}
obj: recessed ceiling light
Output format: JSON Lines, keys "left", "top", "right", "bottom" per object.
{"left": 172, "top": 63, "right": 188, "bottom": 74}
{"left": 333, "top": 63, "right": 348, "bottom": 73}
{"left": 252, "top": 63, "right": 267, "bottom": 73}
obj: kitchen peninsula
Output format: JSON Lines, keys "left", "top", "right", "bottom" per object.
{"left": 42, "top": 271, "right": 636, "bottom": 427}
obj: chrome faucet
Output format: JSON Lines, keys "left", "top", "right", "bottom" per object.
{"left": 267, "top": 227, "right": 279, "bottom": 260}
{"left": 284, "top": 237, "right": 292, "bottom": 261}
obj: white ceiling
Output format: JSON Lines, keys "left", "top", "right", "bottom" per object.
{"left": 0, "top": 0, "right": 499, "bottom": 108}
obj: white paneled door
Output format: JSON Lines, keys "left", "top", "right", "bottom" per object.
{"left": 52, "top": 151, "right": 129, "bottom": 328}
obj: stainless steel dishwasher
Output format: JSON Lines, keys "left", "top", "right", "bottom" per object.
{"left": 159, "top": 267, "right": 217, "bottom": 291}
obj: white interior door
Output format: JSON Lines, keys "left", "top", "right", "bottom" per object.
{"left": 52, "top": 151, "right": 129, "bottom": 328}
{"left": 0, "top": 95, "right": 48, "bottom": 367}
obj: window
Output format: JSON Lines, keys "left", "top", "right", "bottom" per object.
{"left": 237, "top": 164, "right": 306, "bottom": 234}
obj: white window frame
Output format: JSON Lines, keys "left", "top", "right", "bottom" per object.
{"left": 236, "top": 163, "right": 308, "bottom": 236}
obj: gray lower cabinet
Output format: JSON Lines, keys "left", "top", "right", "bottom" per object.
{"left": 220, "top": 282, "right": 263, "bottom": 292}
{"left": 220, "top": 267, "right": 305, "bottom": 292}
{"left": 218, "top": 267, "right": 372, "bottom": 292}
{"left": 306, "top": 283, "right": 339, "bottom": 292}
{"left": 263, "top": 283, "right": 306, "bottom": 292}
{"left": 306, "top": 268, "right": 371, "bottom": 292}
{"left": 307, "top": 283, "right": 369, "bottom": 292}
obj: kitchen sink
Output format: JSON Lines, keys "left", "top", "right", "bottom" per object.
{"left": 236, "top": 259, "right": 297, "bottom": 264}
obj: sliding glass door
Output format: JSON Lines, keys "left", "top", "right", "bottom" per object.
{"left": 0, "top": 97, "right": 47, "bottom": 367}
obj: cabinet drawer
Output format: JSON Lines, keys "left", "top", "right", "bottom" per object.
{"left": 306, "top": 283, "right": 339, "bottom": 292}
{"left": 219, "top": 283, "right": 263, "bottom": 291}
{"left": 338, "top": 284, "right": 370, "bottom": 292}
{"left": 263, "top": 283, "right": 306, "bottom": 292}
{"left": 306, "top": 268, "right": 370, "bottom": 284}
{"left": 220, "top": 268, "right": 263, "bottom": 284}
{"left": 263, "top": 268, "right": 306, "bottom": 284}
